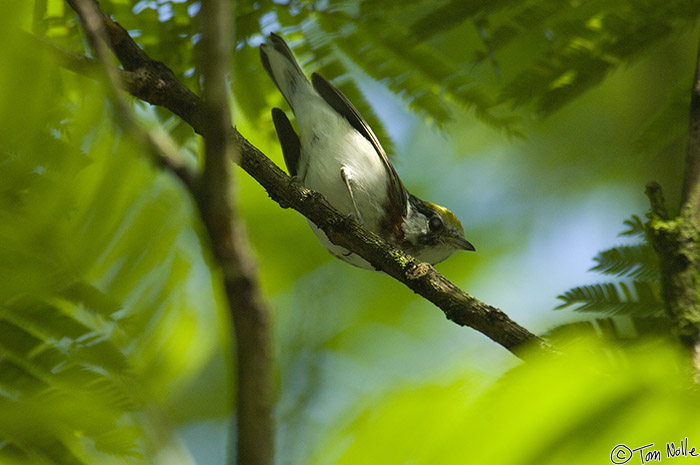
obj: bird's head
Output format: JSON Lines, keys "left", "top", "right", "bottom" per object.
{"left": 401, "top": 195, "right": 475, "bottom": 265}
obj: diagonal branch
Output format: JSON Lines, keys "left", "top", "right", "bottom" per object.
{"left": 51, "top": 3, "right": 553, "bottom": 359}
{"left": 59, "top": 1, "right": 196, "bottom": 191}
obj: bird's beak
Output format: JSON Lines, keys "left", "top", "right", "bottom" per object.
{"left": 448, "top": 235, "right": 476, "bottom": 252}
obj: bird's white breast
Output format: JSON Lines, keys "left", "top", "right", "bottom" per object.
{"left": 295, "top": 95, "right": 389, "bottom": 232}
{"left": 292, "top": 94, "right": 392, "bottom": 268}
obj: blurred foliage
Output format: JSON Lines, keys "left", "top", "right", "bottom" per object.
{"left": 2, "top": 3, "right": 222, "bottom": 463}
{"left": 307, "top": 337, "right": 700, "bottom": 465}
{"left": 8, "top": 0, "right": 700, "bottom": 464}
{"left": 36, "top": 0, "right": 700, "bottom": 149}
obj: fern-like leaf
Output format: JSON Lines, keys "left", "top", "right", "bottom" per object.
{"left": 620, "top": 215, "right": 646, "bottom": 238}
{"left": 633, "top": 84, "right": 690, "bottom": 160}
{"left": 316, "top": 11, "right": 519, "bottom": 132}
{"left": 317, "top": 13, "right": 453, "bottom": 125}
{"left": 556, "top": 281, "right": 663, "bottom": 317}
{"left": 0, "top": 38, "right": 211, "bottom": 461}
{"left": 545, "top": 316, "right": 673, "bottom": 344}
{"left": 544, "top": 318, "right": 630, "bottom": 343}
{"left": 410, "top": 0, "right": 521, "bottom": 41}
{"left": 500, "top": 0, "right": 700, "bottom": 114}
{"left": 590, "top": 244, "right": 659, "bottom": 281}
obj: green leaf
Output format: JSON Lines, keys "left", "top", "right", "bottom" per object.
{"left": 633, "top": 83, "right": 689, "bottom": 159}
{"left": 410, "top": 0, "right": 521, "bottom": 41}
{"left": 57, "top": 281, "right": 122, "bottom": 318}
{"left": 1, "top": 9, "right": 217, "bottom": 462}
{"left": 309, "top": 338, "right": 698, "bottom": 465}
{"left": 500, "top": 0, "right": 700, "bottom": 115}
{"left": 556, "top": 281, "right": 663, "bottom": 316}
{"left": 544, "top": 317, "right": 673, "bottom": 346}
{"left": 233, "top": 41, "right": 271, "bottom": 124}
{"left": 620, "top": 215, "right": 646, "bottom": 237}
{"left": 590, "top": 244, "right": 659, "bottom": 281}
{"left": 316, "top": 11, "right": 518, "bottom": 132}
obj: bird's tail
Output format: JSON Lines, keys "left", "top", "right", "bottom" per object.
{"left": 260, "top": 33, "right": 313, "bottom": 110}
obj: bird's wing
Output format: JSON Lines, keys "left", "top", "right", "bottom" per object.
{"left": 271, "top": 107, "right": 301, "bottom": 177}
{"left": 311, "top": 72, "right": 408, "bottom": 217}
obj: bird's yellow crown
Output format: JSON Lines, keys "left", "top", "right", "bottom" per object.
{"left": 425, "top": 202, "right": 463, "bottom": 230}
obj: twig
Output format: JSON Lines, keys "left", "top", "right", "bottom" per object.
{"left": 64, "top": 0, "right": 196, "bottom": 191}
{"left": 65, "top": 0, "right": 131, "bottom": 122}
{"left": 51, "top": 2, "right": 552, "bottom": 358}
{"left": 197, "top": 0, "right": 275, "bottom": 464}
{"left": 645, "top": 181, "right": 668, "bottom": 220}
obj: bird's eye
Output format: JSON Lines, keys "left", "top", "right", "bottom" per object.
{"left": 428, "top": 215, "right": 443, "bottom": 232}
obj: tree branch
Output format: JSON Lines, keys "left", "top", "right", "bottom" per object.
{"left": 52, "top": 3, "right": 553, "bottom": 359}
{"left": 646, "top": 32, "right": 700, "bottom": 367}
{"left": 682, "top": 32, "right": 700, "bottom": 212}
{"left": 58, "top": 1, "right": 196, "bottom": 191}
{"left": 65, "top": 0, "right": 275, "bottom": 463}
{"left": 197, "top": 0, "right": 274, "bottom": 464}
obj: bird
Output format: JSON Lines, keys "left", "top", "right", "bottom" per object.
{"left": 259, "top": 33, "right": 475, "bottom": 269}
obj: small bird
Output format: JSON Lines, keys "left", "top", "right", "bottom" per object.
{"left": 260, "top": 33, "right": 475, "bottom": 268}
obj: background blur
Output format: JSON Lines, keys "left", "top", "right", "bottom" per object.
{"left": 3, "top": 1, "right": 700, "bottom": 464}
